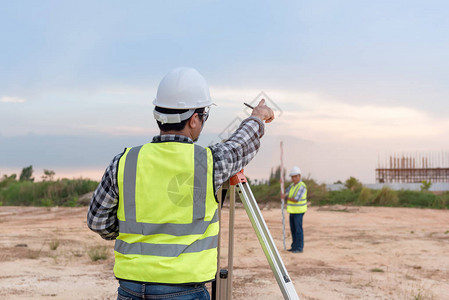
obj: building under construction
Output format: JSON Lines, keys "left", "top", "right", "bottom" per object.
{"left": 376, "top": 152, "right": 449, "bottom": 183}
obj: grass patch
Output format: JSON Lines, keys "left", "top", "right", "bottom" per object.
{"left": 49, "top": 240, "right": 60, "bottom": 250}
{"left": 87, "top": 246, "right": 109, "bottom": 261}
{"left": 370, "top": 268, "right": 384, "bottom": 273}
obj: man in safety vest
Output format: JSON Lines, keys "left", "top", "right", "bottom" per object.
{"left": 282, "top": 166, "right": 307, "bottom": 253}
{"left": 87, "top": 67, "right": 274, "bottom": 299}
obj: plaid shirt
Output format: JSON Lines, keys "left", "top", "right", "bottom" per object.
{"left": 87, "top": 117, "right": 265, "bottom": 240}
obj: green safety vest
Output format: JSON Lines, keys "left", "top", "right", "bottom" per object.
{"left": 114, "top": 142, "right": 218, "bottom": 284}
{"left": 286, "top": 181, "right": 307, "bottom": 214}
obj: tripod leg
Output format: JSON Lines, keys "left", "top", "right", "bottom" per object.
{"left": 215, "top": 186, "right": 222, "bottom": 300}
{"left": 226, "top": 184, "right": 236, "bottom": 299}
{"left": 216, "top": 182, "right": 233, "bottom": 300}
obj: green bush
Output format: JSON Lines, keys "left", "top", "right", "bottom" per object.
{"left": 1, "top": 181, "right": 37, "bottom": 205}
{"left": 345, "top": 176, "right": 363, "bottom": 192}
{"left": 0, "top": 178, "right": 98, "bottom": 207}
{"left": 373, "top": 187, "right": 399, "bottom": 206}
{"left": 357, "top": 187, "right": 375, "bottom": 205}
{"left": 429, "top": 196, "right": 447, "bottom": 209}
{"left": 41, "top": 198, "right": 54, "bottom": 207}
{"left": 397, "top": 190, "right": 439, "bottom": 208}
{"left": 0, "top": 174, "right": 17, "bottom": 188}
{"left": 438, "top": 192, "right": 449, "bottom": 209}
{"left": 325, "top": 189, "right": 359, "bottom": 205}
{"left": 420, "top": 180, "right": 432, "bottom": 192}
{"left": 303, "top": 178, "right": 328, "bottom": 206}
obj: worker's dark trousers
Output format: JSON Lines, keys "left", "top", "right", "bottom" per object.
{"left": 289, "top": 213, "right": 304, "bottom": 251}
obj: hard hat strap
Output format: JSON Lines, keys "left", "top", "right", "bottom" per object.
{"left": 153, "top": 109, "right": 196, "bottom": 125}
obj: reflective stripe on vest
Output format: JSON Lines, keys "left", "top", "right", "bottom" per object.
{"left": 115, "top": 235, "right": 218, "bottom": 257}
{"left": 287, "top": 181, "right": 307, "bottom": 214}
{"left": 114, "top": 142, "right": 218, "bottom": 284}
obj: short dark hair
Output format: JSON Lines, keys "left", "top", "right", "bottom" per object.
{"left": 155, "top": 106, "right": 204, "bottom": 132}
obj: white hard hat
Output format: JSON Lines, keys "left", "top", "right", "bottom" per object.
{"left": 153, "top": 67, "right": 214, "bottom": 109}
{"left": 289, "top": 166, "right": 301, "bottom": 176}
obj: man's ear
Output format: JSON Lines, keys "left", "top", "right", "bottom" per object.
{"left": 188, "top": 113, "right": 198, "bottom": 129}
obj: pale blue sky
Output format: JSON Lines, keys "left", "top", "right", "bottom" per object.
{"left": 1, "top": 0, "right": 448, "bottom": 183}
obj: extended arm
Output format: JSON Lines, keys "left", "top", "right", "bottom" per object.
{"left": 209, "top": 99, "right": 274, "bottom": 191}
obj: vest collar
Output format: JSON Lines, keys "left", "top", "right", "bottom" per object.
{"left": 152, "top": 134, "right": 193, "bottom": 144}
{"left": 292, "top": 180, "right": 303, "bottom": 186}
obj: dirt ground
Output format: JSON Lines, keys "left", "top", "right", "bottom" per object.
{"left": 0, "top": 204, "right": 448, "bottom": 300}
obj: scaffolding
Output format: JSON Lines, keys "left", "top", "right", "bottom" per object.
{"left": 376, "top": 152, "right": 449, "bottom": 183}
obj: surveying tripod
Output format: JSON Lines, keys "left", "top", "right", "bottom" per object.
{"left": 212, "top": 170, "right": 300, "bottom": 300}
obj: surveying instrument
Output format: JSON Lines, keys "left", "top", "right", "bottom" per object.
{"left": 212, "top": 170, "right": 300, "bottom": 300}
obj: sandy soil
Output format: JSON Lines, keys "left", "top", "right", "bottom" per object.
{"left": 0, "top": 204, "right": 448, "bottom": 300}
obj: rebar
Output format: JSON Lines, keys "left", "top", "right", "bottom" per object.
{"left": 376, "top": 151, "right": 449, "bottom": 183}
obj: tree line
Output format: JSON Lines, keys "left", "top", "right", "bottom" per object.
{"left": 0, "top": 165, "right": 98, "bottom": 206}
{"left": 1, "top": 165, "right": 448, "bottom": 209}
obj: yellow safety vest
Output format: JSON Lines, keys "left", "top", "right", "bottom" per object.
{"left": 114, "top": 142, "right": 218, "bottom": 284}
{"left": 286, "top": 181, "right": 307, "bottom": 214}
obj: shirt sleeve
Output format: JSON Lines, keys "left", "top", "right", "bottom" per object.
{"left": 86, "top": 152, "right": 123, "bottom": 240}
{"left": 209, "top": 116, "right": 265, "bottom": 191}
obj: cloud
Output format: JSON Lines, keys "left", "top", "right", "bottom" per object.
{"left": 188, "top": 87, "right": 449, "bottom": 147}
{"left": 258, "top": 90, "right": 449, "bottom": 143}
{"left": 0, "top": 96, "right": 26, "bottom": 103}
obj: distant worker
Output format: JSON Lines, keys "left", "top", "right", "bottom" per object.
{"left": 87, "top": 67, "right": 274, "bottom": 300}
{"left": 282, "top": 166, "right": 307, "bottom": 253}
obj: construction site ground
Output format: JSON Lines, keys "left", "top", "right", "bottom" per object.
{"left": 0, "top": 204, "right": 448, "bottom": 299}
